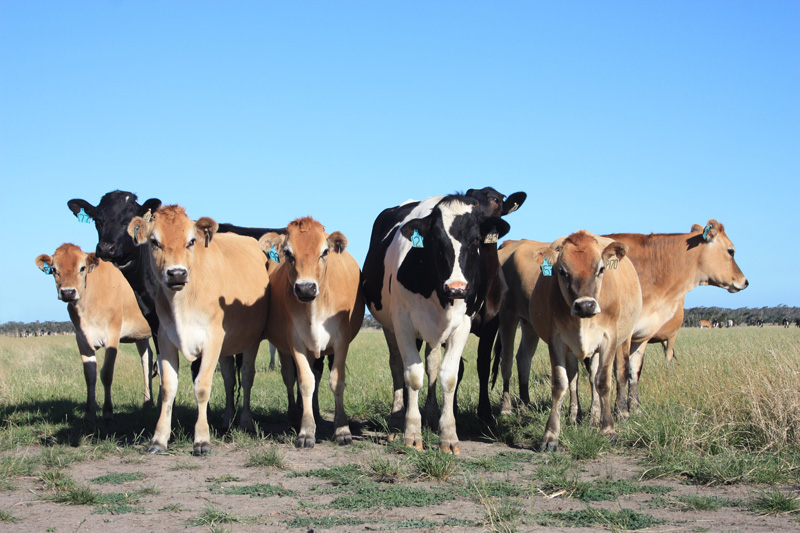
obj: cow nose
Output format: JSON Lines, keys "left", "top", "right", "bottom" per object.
{"left": 96, "top": 242, "right": 117, "bottom": 259}
{"left": 743, "top": 279, "right": 749, "bottom": 289}
{"left": 294, "top": 281, "right": 318, "bottom": 302}
{"left": 444, "top": 281, "right": 468, "bottom": 299}
{"left": 166, "top": 268, "right": 188, "bottom": 288}
{"left": 571, "top": 298, "right": 600, "bottom": 318}
{"left": 60, "top": 288, "right": 77, "bottom": 301}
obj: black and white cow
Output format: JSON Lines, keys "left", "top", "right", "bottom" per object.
{"left": 362, "top": 194, "right": 510, "bottom": 454}
{"left": 67, "top": 190, "right": 285, "bottom": 418}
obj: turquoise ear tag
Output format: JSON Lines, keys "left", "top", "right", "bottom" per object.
{"left": 702, "top": 223, "right": 713, "bottom": 241}
{"left": 411, "top": 229, "right": 424, "bottom": 248}
{"left": 77, "top": 208, "right": 91, "bottom": 223}
{"left": 41, "top": 264, "right": 52, "bottom": 275}
{"left": 268, "top": 245, "right": 280, "bottom": 263}
{"left": 541, "top": 258, "right": 553, "bottom": 277}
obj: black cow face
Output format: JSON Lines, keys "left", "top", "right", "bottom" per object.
{"left": 68, "top": 191, "right": 161, "bottom": 267}
{"left": 466, "top": 187, "right": 527, "bottom": 218}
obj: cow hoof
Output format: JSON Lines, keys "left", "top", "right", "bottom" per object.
{"left": 296, "top": 435, "right": 315, "bottom": 449}
{"left": 193, "top": 442, "right": 211, "bottom": 456}
{"left": 146, "top": 442, "right": 167, "bottom": 454}
{"left": 404, "top": 438, "right": 423, "bottom": 451}
{"left": 335, "top": 431, "right": 352, "bottom": 446}
{"left": 439, "top": 443, "right": 461, "bottom": 455}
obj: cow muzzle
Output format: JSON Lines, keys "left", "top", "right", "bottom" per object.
{"left": 96, "top": 241, "right": 121, "bottom": 261}
{"left": 165, "top": 267, "right": 189, "bottom": 291}
{"left": 729, "top": 278, "right": 749, "bottom": 293}
{"left": 294, "top": 281, "right": 319, "bottom": 302}
{"left": 571, "top": 297, "right": 600, "bottom": 318}
{"left": 444, "top": 281, "right": 468, "bottom": 300}
{"left": 59, "top": 288, "right": 78, "bottom": 302}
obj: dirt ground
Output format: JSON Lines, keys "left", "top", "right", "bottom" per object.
{"left": 1, "top": 431, "right": 798, "bottom": 533}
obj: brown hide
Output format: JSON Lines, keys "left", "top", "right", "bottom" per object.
{"left": 128, "top": 205, "right": 269, "bottom": 455}
{"left": 258, "top": 216, "right": 364, "bottom": 448}
{"left": 35, "top": 243, "right": 153, "bottom": 421}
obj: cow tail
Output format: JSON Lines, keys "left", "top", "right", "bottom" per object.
{"left": 490, "top": 333, "right": 503, "bottom": 389}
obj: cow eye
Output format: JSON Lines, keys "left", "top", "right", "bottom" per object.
{"left": 187, "top": 238, "right": 196, "bottom": 248}
{"left": 321, "top": 249, "right": 329, "bottom": 259}
{"left": 284, "top": 250, "right": 295, "bottom": 264}
{"left": 558, "top": 266, "right": 570, "bottom": 279}
{"left": 51, "top": 267, "right": 58, "bottom": 275}
{"left": 80, "top": 266, "right": 86, "bottom": 273}
{"left": 598, "top": 265, "right": 605, "bottom": 276}
{"left": 150, "top": 238, "right": 161, "bottom": 249}
{"left": 728, "top": 249, "right": 735, "bottom": 258}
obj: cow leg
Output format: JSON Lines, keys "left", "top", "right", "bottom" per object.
{"left": 148, "top": 335, "right": 179, "bottom": 453}
{"left": 192, "top": 338, "right": 225, "bottom": 456}
{"left": 293, "top": 350, "right": 317, "bottom": 448}
{"left": 312, "top": 356, "right": 324, "bottom": 423}
{"left": 423, "top": 343, "right": 440, "bottom": 430}
{"left": 278, "top": 351, "right": 299, "bottom": 428}
{"left": 237, "top": 343, "right": 259, "bottom": 433}
{"left": 614, "top": 342, "right": 631, "bottom": 419}
{"left": 330, "top": 341, "right": 352, "bottom": 445}
{"left": 627, "top": 341, "right": 646, "bottom": 413}
{"left": 134, "top": 339, "right": 154, "bottom": 406}
{"left": 586, "top": 353, "right": 601, "bottom": 425}
{"left": 99, "top": 343, "right": 119, "bottom": 422}
{"left": 517, "top": 322, "right": 539, "bottom": 407}
{"left": 396, "top": 324, "right": 424, "bottom": 451}
{"left": 498, "top": 315, "right": 518, "bottom": 415}
{"left": 568, "top": 353, "right": 584, "bottom": 425}
{"left": 541, "top": 342, "right": 569, "bottom": 452}
{"left": 664, "top": 335, "right": 678, "bottom": 364}
{"left": 218, "top": 355, "right": 237, "bottom": 431}
{"left": 76, "top": 334, "right": 98, "bottom": 423}
{"left": 438, "top": 318, "right": 471, "bottom": 455}
{"left": 383, "top": 329, "right": 406, "bottom": 439}
{"left": 476, "top": 315, "right": 499, "bottom": 421}
{"left": 268, "top": 342, "right": 277, "bottom": 370}
{"left": 598, "top": 339, "right": 620, "bottom": 439}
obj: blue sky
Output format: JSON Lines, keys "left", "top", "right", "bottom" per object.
{"left": 2, "top": 1, "right": 798, "bottom": 323}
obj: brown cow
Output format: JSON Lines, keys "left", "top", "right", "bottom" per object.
{"left": 258, "top": 217, "right": 364, "bottom": 448}
{"left": 649, "top": 299, "right": 683, "bottom": 363}
{"left": 527, "top": 231, "right": 641, "bottom": 450}
{"left": 127, "top": 206, "right": 269, "bottom": 455}
{"left": 35, "top": 244, "right": 154, "bottom": 421}
{"left": 608, "top": 220, "right": 748, "bottom": 415}
{"left": 699, "top": 319, "right": 713, "bottom": 329}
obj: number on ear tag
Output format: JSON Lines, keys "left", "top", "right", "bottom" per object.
{"left": 268, "top": 246, "right": 280, "bottom": 263}
{"left": 606, "top": 257, "right": 619, "bottom": 270}
{"left": 77, "top": 208, "right": 91, "bottom": 223}
{"left": 411, "top": 229, "right": 424, "bottom": 248}
{"left": 541, "top": 258, "right": 553, "bottom": 277}
{"left": 143, "top": 209, "right": 153, "bottom": 222}
{"left": 484, "top": 232, "right": 499, "bottom": 244}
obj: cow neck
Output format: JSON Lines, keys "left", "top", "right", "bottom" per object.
{"left": 67, "top": 264, "right": 103, "bottom": 323}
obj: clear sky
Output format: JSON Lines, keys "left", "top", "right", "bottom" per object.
{"left": 1, "top": 1, "right": 798, "bottom": 323}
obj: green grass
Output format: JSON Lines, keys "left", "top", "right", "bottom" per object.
{"left": 534, "top": 507, "right": 664, "bottom": 530}
{"left": 748, "top": 489, "right": 800, "bottom": 515}
{"left": 0, "top": 509, "right": 18, "bottom": 523}
{"left": 283, "top": 515, "right": 365, "bottom": 529}
{"left": 244, "top": 445, "right": 286, "bottom": 469}
{"left": 212, "top": 483, "right": 295, "bottom": 498}
{"left": 90, "top": 472, "right": 145, "bottom": 484}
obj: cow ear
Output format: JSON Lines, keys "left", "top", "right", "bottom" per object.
{"left": 400, "top": 215, "right": 432, "bottom": 241}
{"left": 67, "top": 199, "right": 95, "bottom": 219}
{"left": 128, "top": 216, "right": 150, "bottom": 245}
{"left": 258, "top": 232, "right": 286, "bottom": 253}
{"left": 195, "top": 217, "right": 218, "bottom": 247}
{"left": 550, "top": 236, "right": 567, "bottom": 252}
{"left": 86, "top": 253, "right": 101, "bottom": 273}
{"left": 533, "top": 246, "right": 557, "bottom": 269}
{"left": 702, "top": 219, "right": 720, "bottom": 242}
{"left": 35, "top": 254, "right": 53, "bottom": 274}
{"left": 327, "top": 231, "right": 348, "bottom": 253}
{"left": 502, "top": 192, "right": 527, "bottom": 215}
{"left": 690, "top": 224, "right": 703, "bottom": 233}
{"left": 139, "top": 198, "right": 162, "bottom": 218}
{"left": 602, "top": 241, "right": 628, "bottom": 264}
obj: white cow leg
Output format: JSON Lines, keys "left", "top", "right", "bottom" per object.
{"left": 438, "top": 319, "right": 470, "bottom": 454}
{"left": 193, "top": 339, "right": 223, "bottom": 456}
{"left": 423, "top": 343, "right": 441, "bottom": 429}
{"left": 627, "top": 343, "right": 646, "bottom": 413}
{"left": 294, "top": 351, "right": 317, "bottom": 448}
{"left": 148, "top": 337, "right": 179, "bottom": 453}
{"left": 541, "top": 343, "right": 569, "bottom": 452}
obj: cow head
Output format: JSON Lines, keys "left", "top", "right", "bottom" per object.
{"left": 466, "top": 187, "right": 527, "bottom": 218}
{"left": 690, "top": 219, "right": 748, "bottom": 293}
{"left": 537, "top": 231, "right": 628, "bottom": 318}
{"left": 68, "top": 191, "right": 162, "bottom": 267}
{"left": 35, "top": 243, "right": 100, "bottom": 303}
{"left": 128, "top": 205, "right": 217, "bottom": 292}
{"left": 258, "top": 216, "right": 347, "bottom": 303}
{"left": 398, "top": 195, "right": 510, "bottom": 307}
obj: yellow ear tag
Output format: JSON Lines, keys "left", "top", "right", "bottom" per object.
{"left": 606, "top": 257, "right": 619, "bottom": 270}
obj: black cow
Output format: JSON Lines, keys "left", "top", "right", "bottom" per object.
{"left": 67, "top": 190, "right": 284, "bottom": 422}
{"left": 362, "top": 193, "right": 510, "bottom": 454}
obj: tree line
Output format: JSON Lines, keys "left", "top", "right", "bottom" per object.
{"left": 0, "top": 321, "right": 75, "bottom": 337}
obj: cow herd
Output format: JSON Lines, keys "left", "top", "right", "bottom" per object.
{"left": 35, "top": 188, "right": 748, "bottom": 456}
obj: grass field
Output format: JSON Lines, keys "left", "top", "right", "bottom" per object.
{"left": 0, "top": 326, "right": 798, "bottom": 531}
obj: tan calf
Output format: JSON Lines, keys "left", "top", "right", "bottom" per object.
{"left": 35, "top": 244, "right": 154, "bottom": 421}
{"left": 527, "top": 231, "right": 641, "bottom": 451}
{"left": 259, "top": 217, "right": 364, "bottom": 448}
{"left": 128, "top": 206, "right": 269, "bottom": 455}
{"left": 607, "top": 220, "right": 748, "bottom": 415}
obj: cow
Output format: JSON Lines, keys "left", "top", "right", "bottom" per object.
{"left": 362, "top": 194, "right": 510, "bottom": 454}
{"left": 649, "top": 303, "right": 683, "bottom": 363}
{"left": 607, "top": 220, "right": 748, "bottom": 415}
{"left": 526, "top": 231, "right": 641, "bottom": 451}
{"left": 127, "top": 205, "right": 269, "bottom": 455}
{"left": 699, "top": 320, "right": 713, "bottom": 329}
{"left": 258, "top": 216, "right": 364, "bottom": 448}
{"left": 35, "top": 244, "right": 154, "bottom": 422}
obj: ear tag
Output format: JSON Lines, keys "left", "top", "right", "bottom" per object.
{"left": 143, "top": 209, "right": 153, "bottom": 222}
{"left": 134, "top": 225, "right": 140, "bottom": 241}
{"left": 484, "top": 232, "right": 499, "bottom": 244}
{"left": 204, "top": 229, "right": 210, "bottom": 248}
{"left": 702, "top": 223, "right": 713, "bottom": 241}
{"left": 77, "top": 208, "right": 91, "bottom": 223}
{"left": 541, "top": 258, "right": 553, "bottom": 277}
{"left": 40, "top": 264, "right": 52, "bottom": 275}
{"left": 411, "top": 229, "right": 424, "bottom": 248}
{"left": 268, "top": 245, "right": 280, "bottom": 263}
{"left": 606, "top": 257, "right": 619, "bottom": 270}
